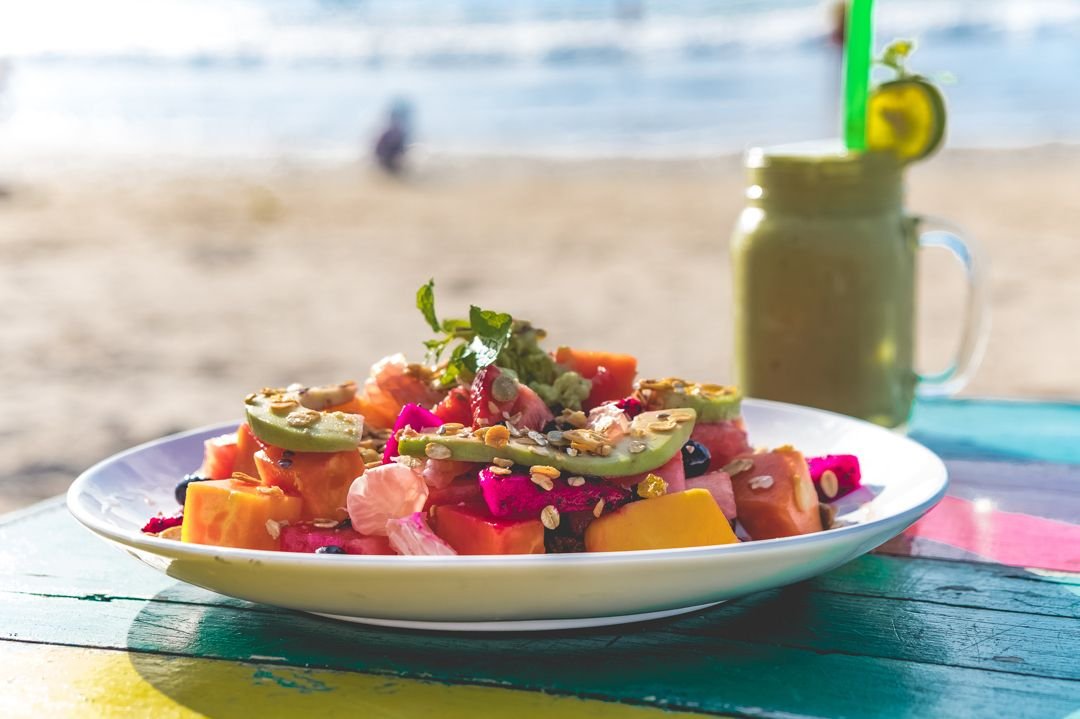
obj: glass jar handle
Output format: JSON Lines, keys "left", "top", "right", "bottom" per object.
{"left": 914, "top": 214, "right": 991, "bottom": 398}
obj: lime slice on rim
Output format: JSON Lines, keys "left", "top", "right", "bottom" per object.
{"left": 866, "top": 78, "right": 946, "bottom": 163}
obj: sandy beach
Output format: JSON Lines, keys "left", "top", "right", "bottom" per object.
{"left": 2, "top": 146, "right": 1078, "bottom": 512}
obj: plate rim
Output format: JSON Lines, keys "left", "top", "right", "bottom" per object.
{"left": 66, "top": 397, "right": 949, "bottom": 568}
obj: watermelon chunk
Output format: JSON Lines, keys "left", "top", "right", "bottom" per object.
{"left": 614, "top": 452, "right": 686, "bottom": 493}
{"left": 807, "top": 454, "right": 862, "bottom": 502}
{"left": 691, "top": 419, "right": 752, "bottom": 471}
{"left": 479, "top": 468, "right": 632, "bottom": 519}
{"left": 685, "top": 469, "right": 737, "bottom": 520}
{"left": 279, "top": 523, "right": 394, "bottom": 555}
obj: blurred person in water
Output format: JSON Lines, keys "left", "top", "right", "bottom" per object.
{"left": 373, "top": 99, "right": 412, "bottom": 175}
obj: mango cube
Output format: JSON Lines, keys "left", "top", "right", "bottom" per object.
{"left": 585, "top": 488, "right": 738, "bottom": 552}
{"left": 181, "top": 479, "right": 303, "bottom": 551}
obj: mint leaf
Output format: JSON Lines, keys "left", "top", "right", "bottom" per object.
{"left": 468, "top": 305, "right": 513, "bottom": 369}
{"left": 416, "top": 279, "right": 440, "bottom": 333}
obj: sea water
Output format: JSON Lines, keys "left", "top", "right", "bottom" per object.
{"left": 0, "top": 0, "right": 1078, "bottom": 162}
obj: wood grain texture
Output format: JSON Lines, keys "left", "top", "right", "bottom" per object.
{"left": 5, "top": 422, "right": 1080, "bottom": 719}
{"left": 2, "top": 589, "right": 1078, "bottom": 718}
{"left": 0, "top": 642, "right": 703, "bottom": 719}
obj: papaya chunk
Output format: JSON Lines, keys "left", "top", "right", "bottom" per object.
{"left": 180, "top": 479, "right": 302, "bottom": 551}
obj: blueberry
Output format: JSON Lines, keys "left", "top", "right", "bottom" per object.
{"left": 681, "top": 440, "right": 711, "bottom": 478}
{"left": 315, "top": 545, "right": 346, "bottom": 555}
{"left": 175, "top": 474, "right": 209, "bottom": 505}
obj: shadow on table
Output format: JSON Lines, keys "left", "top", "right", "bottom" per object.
{"left": 122, "top": 580, "right": 903, "bottom": 716}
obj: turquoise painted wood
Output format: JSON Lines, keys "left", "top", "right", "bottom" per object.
{"left": 3, "top": 502, "right": 1080, "bottom": 718}
{"left": 2, "top": 398, "right": 1079, "bottom": 718}
{"left": 910, "top": 397, "right": 1080, "bottom": 464}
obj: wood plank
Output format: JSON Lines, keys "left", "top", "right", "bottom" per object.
{"left": 0, "top": 641, "right": 701, "bottom": 719}
{"left": 6, "top": 572, "right": 1078, "bottom": 681}
{"left": 910, "top": 398, "right": 1080, "bottom": 465}
{"left": 2, "top": 591, "right": 1077, "bottom": 719}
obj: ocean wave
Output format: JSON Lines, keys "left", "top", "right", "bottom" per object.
{"left": 3, "top": 0, "right": 1079, "bottom": 68}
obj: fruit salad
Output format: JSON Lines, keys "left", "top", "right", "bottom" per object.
{"left": 143, "top": 281, "right": 861, "bottom": 556}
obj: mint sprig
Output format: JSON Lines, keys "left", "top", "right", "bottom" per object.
{"left": 416, "top": 280, "right": 514, "bottom": 386}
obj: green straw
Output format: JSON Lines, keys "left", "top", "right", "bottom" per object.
{"left": 843, "top": 0, "right": 875, "bottom": 150}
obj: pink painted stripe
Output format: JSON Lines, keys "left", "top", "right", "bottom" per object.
{"left": 904, "top": 495, "right": 1080, "bottom": 572}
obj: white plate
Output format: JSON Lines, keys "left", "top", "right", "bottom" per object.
{"left": 67, "top": 399, "right": 947, "bottom": 631}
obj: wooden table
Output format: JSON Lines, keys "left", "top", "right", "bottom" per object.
{"left": 2, "top": 398, "right": 1078, "bottom": 718}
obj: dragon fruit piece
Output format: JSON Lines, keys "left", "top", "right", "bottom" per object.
{"left": 479, "top": 467, "right": 631, "bottom": 519}
{"left": 141, "top": 512, "right": 183, "bottom": 534}
{"left": 807, "top": 454, "right": 862, "bottom": 502}
{"left": 383, "top": 403, "right": 444, "bottom": 463}
{"left": 614, "top": 396, "right": 644, "bottom": 418}
{"left": 386, "top": 512, "right": 457, "bottom": 556}
{"left": 280, "top": 523, "right": 394, "bottom": 555}
{"left": 347, "top": 463, "right": 429, "bottom": 535}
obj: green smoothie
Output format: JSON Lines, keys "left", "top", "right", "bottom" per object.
{"left": 731, "top": 143, "right": 917, "bottom": 428}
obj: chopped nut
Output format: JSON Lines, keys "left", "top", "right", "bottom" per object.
{"left": 440, "top": 422, "right": 465, "bottom": 433}
{"left": 530, "top": 473, "right": 554, "bottom": 491}
{"left": 231, "top": 472, "right": 260, "bottom": 485}
{"left": 637, "top": 473, "right": 668, "bottom": 499}
{"left": 256, "top": 485, "right": 284, "bottom": 496}
{"left": 748, "top": 475, "right": 774, "bottom": 490}
{"left": 669, "top": 409, "right": 695, "bottom": 423}
{"left": 820, "top": 470, "right": 839, "bottom": 500}
{"left": 563, "top": 410, "right": 588, "bottom": 428}
{"left": 265, "top": 519, "right": 281, "bottom": 540}
{"left": 598, "top": 444, "right": 613, "bottom": 457}
{"left": 286, "top": 408, "right": 321, "bottom": 428}
{"left": 566, "top": 447, "right": 579, "bottom": 457}
{"left": 484, "top": 424, "right": 510, "bottom": 448}
{"left": 269, "top": 399, "right": 299, "bottom": 414}
{"left": 592, "top": 498, "right": 606, "bottom": 518}
{"left": 488, "top": 466, "right": 512, "bottom": 476}
{"left": 721, "top": 458, "right": 755, "bottom": 476}
{"left": 648, "top": 419, "right": 677, "bottom": 433}
{"left": 628, "top": 441, "right": 647, "bottom": 454}
{"left": 365, "top": 460, "right": 383, "bottom": 470}
{"left": 492, "top": 457, "right": 514, "bottom": 468}
{"left": 566, "top": 476, "right": 585, "bottom": 487}
{"left": 424, "top": 443, "right": 453, "bottom": 460}
{"left": 299, "top": 380, "right": 358, "bottom": 410}
{"left": 394, "top": 455, "right": 424, "bottom": 470}
{"left": 530, "top": 465, "right": 560, "bottom": 479}
{"left": 540, "top": 505, "right": 560, "bottom": 530}
{"left": 244, "top": 393, "right": 258, "bottom": 404}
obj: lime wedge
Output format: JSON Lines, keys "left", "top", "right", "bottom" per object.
{"left": 866, "top": 78, "right": 946, "bottom": 163}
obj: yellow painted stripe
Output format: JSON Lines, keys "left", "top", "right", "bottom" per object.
{"left": 0, "top": 642, "right": 708, "bottom": 718}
